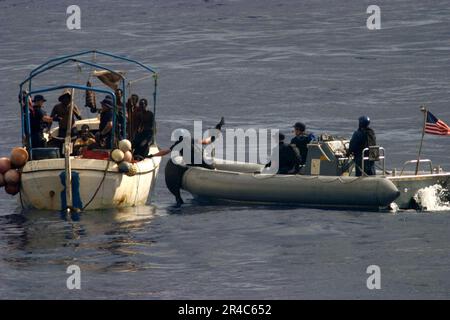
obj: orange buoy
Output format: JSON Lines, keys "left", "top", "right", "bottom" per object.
{"left": 4, "top": 169, "right": 20, "bottom": 185}
{"left": 0, "top": 157, "right": 11, "bottom": 174}
{"left": 123, "top": 151, "right": 133, "bottom": 162}
{"left": 0, "top": 173, "right": 5, "bottom": 187}
{"left": 5, "top": 183, "right": 20, "bottom": 195}
{"left": 10, "top": 147, "right": 29, "bottom": 168}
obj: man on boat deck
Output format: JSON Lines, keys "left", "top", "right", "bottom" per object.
{"left": 115, "top": 88, "right": 126, "bottom": 140}
{"left": 348, "top": 116, "right": 377, "bottom": 176}
{"left": 29, "top": 95, "right": 53, "bottom": 148}
{"left": 291, "top": 122, "right": 315, "bottom": 166}
{"left": 265, "top": 133, "right": 302, "bottom": 174}
{"left": 50, "top": 91, "right": 82, "bottom": 139}
{"left": 132, "top": 98, "right": 155, "bottom": 160}
{"left": 126, "top": 94, "right": 140, "bottom": 140}
{"left": 96, "top": 95, "right": 115, "bottom": 149}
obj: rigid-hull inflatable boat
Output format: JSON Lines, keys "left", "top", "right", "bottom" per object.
{"left": 172, "top": 136, "right": 450, "bottom": 210}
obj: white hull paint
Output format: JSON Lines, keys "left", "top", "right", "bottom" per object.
{"left": 19, "top": 146, "right": 161, "bottom": 211}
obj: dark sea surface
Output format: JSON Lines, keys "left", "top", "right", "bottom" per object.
{"left": 0, "top": 0, "right": 449, "bottom": 299}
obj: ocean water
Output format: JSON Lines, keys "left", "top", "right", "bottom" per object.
{"left": 0, "top": 0, "right": 450, "bottom": 299}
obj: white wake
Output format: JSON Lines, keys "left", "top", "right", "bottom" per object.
{"left": 413, "top": 184, "right": 450, "bottom": 212}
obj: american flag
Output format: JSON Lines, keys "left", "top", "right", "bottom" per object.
{"left": 425, "top": 111, "right": 450, "bottom": 136}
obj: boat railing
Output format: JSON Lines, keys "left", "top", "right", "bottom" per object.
{"left": 399, "top": 159, "right": 433, "bottom": 176}
{"left": 362, "top": 146, "right": 385, "bottom": 174}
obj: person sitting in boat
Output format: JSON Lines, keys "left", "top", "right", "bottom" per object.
{"left": 347, "top": 116, "right": 377, "bottom": 176}
{"left": 148, "top": 117, "right": 225, "bottom": 206}
{"left": 29, "top": 95, "right": 53, "bottom": 148}
{"left": 291, "top": 122, "right": 315, "bottom": 166}
{"left": 132, "top": 98, "right": 155, "bottom": 159}
{"left": 73, "top": 124, "right": 96, "bottom": 155}
{"left": 95, "top": 95, "right": 115, "bottom": 149}
{"left": 265, "top": 132, "right": 302, "bottom": 174}
{"left": 50, "top": 91, "right": 82, "bottom": 139}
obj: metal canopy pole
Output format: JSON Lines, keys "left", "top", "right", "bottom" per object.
{"left": 415, "top": 106, "right": 427, "bottom": 175}
{"left": 64, "top": 89, "right": 75, "bottom": 211}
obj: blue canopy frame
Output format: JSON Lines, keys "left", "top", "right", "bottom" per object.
{"left": 19, "top": 50, "right": 158, "bottom": 156}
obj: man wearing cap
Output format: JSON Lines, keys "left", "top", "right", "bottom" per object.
{"left": 50, "top": 91, "right": 82, "bottom": 139}
{"left": 348, "top": 116, "right": 377, "bottom": 176}
{"left": 30, "top": 95, "right": 53, "bottom": 148}
{"left": 291, "top": 122, "right": 315, "bottom": 166}
{"left": 96, "top": 95, "right": 115, "bottom": 148}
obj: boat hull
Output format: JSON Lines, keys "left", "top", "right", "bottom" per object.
{"left": 388, "top": 173, "right": 450, "bottom": 209}
{"left": 181, "top": 166, "right": 401, "bottom": 210}
{"left": 19, "top": 147, "right": 161, "bottom": 211}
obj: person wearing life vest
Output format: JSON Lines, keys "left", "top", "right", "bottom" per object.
{"left": 291, "top": 122, "right": 315, "bottom": 166}
{"left": 348, "top": 116, "right": 377, "bottom": 176}
{"left": 265, "top": 132, "right": 302, "bottom": 174}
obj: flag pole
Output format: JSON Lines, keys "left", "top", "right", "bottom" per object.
{"left": 415, "top": 105, "right": 427, "bottom": 175}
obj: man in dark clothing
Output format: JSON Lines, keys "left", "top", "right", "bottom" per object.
{"left": 348, "top": 116, "right": 377, "bottom": 176}
{"left": 29, "top": 95, "right": 53, "bottom": 148}
{"left": 115, "top": 88, "right": 126, "bottom": 140}
{"left": 148, "top": 117, "right": 225, "bottom": 206}
{"left": 96, "top": 96, "right": 114, "bottom": 149}
{"left": 126, "top": 94, "right": 140, "bottom": 140}
{"left": 266, "top": 133, "right": 302, "bottom": 174}
{"left": 51, "top": 91, "right": 82, "bottom": 139}
{"left": 132, "top": 99, "right": 155, "bottom": 159}
{"left": 291, "top": 122, "right": 315, "bottom": 166}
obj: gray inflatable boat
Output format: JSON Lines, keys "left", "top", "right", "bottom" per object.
{"left": 170, "top": 136, "right": 450, "bottom": 210}
{"left": 182, "top": 166, "right": 400, "bottom": 209}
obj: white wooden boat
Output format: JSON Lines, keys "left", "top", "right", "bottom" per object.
{"left": 17, "top": 50, "right": 161, "bottom": 211}
{"left": 20, "top": 143, "right": 160, "bottom": 211}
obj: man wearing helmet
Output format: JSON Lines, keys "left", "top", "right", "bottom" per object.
{"left": 348, "top": 116, "right": 377, "bottom": 176}
{"left": 148, "top": 117, "right": 225, "bottom": 206}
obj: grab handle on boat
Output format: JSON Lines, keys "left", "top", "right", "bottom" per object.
{"left": 400, "top": 159, "right": 433, "bottom": 176}
{"left": 362, "top": 146, "right": 385, "bottom": 175}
